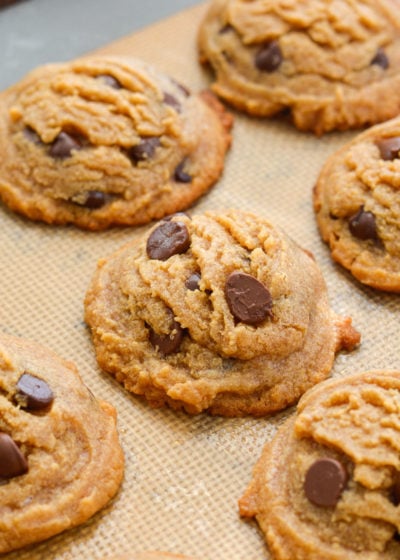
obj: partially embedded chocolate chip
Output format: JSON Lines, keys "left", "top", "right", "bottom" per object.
{"left": 49, "top": 131, "right": 82, "bottom": 158}
{"left": 97, "top": 74, "right": 122, "bottom": 89}
{"left": 225, "top": 271, "right": 273, "bottom": 325}
{"left": 16, "top": 373, "right": 54, "bottom": 411}
{"left": 371, "top": 47, "right": 389, "bottom": 70}
{"left": 149, "top": 319, "right": 184, "bottom": 355}
{"left": 128, "top": 137, "right": 161, "bottom": 162}
{"left": 349, "top": 206, "right": 378, "bottom": 240}
{"left": 0, "top": 432, "right": 28, "bottom": 479}
{"left": 163, "top": 92, "right": 181, "bottom": 112}
{"left": 304, "top": 457, "right": 348, "bottom": 507}
{"left": 219, "top": 24, "right": 233, "bottom": 34}
{"left": 70, "top": 190, "right": 108, "bottom": 209}
{"left": 23, "top": 126, "right": 42, "bottom": 145}
{"left": 376, "top": 137, "right": 400, "bottom": 160}
{"left": 185, "top": 272, "right": 201, "bottom": 291}
{"left": 174, "top": 160, "right": 192, "bottom": 183}
{"left": 390, "top": 473, "right": 400, "bottom": 505}
{"left": 146, "top": 221, "right": 191, "bottom": 261}
{"left": 255, "top": 41, "right": 283, "bottom": 72}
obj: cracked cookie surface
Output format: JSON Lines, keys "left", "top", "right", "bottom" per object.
{"left": 239, "top": 370, "right": 400, "bottom": 559}
{"left": 0, "top": 56, "right": 232, "bottom": 229}
{"left": 85, "top": 209, "right": 360, "bottom": 417}
{"left": 314, "top": 116, "right": 400, "bottom": 292}
{"left": 198, "top": 0, "right": 400, "bottom": 134}
{"left": 0, "top": 332, "right": 124, "bottom": 553}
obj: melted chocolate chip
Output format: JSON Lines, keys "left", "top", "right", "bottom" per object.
{"left": 225, "top": 271, "right": 273, "bottom": 325}
{"left": 16, "top": 373, "right": 54, "bottom": 411}
{"left": 97, "top": 74, "right": 122, "bottom": 89}
{"left": 174, "top": 160, "right": 192, "bottom": 183}
{"left": 128, "top": 137, "right": 160, "bottom": 162}
{"left": 371, "top": 47, "right": 389, "bottom": 70}
{"left": 70, "top": 190, "right": 107, "bottom": 209}
{"left": 0, "top": 432, "right": 28, "bottom": 479}
{"left": 49, "top": 131, "right": 82, "bottom": 158}
{"left": 185, "top": 272, "right": 201, "bottom": 291}
{"left": 304, "top": 457, "right": 348, "bottom": 507}
{"left": 146, "top": 221, "right": 191, "bottom": 261}
{"left": 149, "top": 318, "right": 184, "bottom": 355}
{"left": 255, "top": 41, "right": 283, "bottom": 72}
{"left": 163, "top": 92, "right": 181, "bottom": 112}
{"left": 348, "top": 206, "right": 378, "bottom": 240}
{"left": 376, "top": 137, "right": 400, "bottom": 160}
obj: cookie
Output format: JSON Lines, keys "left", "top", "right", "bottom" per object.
{"left": 0, "top": 56, "right": 232, "bottom": 229}
{"left": 239, "top": 370, "right": 400, "bottom": 559}
{"left": 84, "top": 209, "right": 360, "bottom": 417}
{"left": 0, "top": 332, "right": 124, "bottom": 553}
{"left": 314, "top": 116, "right": 400, "bottom": 292}
{"left": 198, "top": 0, "right": 400, "bottom": 134}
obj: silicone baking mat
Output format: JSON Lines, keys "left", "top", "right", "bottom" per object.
{"left": 1, "top": 2, "right": 399, "bottom": 559}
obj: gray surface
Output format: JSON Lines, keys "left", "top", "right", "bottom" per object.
{"left": 0, "top": 0, "right": 201, "bottom": 88}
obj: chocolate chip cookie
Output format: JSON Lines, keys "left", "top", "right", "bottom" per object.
{"left": 239, "top": 370, "right": 400, "bottom": 559}
{"left": 0, "top": 332, "right": 124, "bottom": 553}
{"left": 84, "top": 209, "right": 360, "bottom": 417}
{"left": 198, "top": 0, "right": 400, "bottom": 134}
{"left": 314, "top": 116, "right": 400, "bottom": 292}
{"left": 0, "top": 56, "right": 232, "bottom": 229}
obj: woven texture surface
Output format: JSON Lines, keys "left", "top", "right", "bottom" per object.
{"left": 0, "top": 3, "right": 399, "bottom": 559}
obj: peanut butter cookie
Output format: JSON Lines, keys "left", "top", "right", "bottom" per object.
{"left": 0, "top": 56, "right": 232, "bottom": 229}
{"left": 0, "top": 332, "right": 124, "bottom": 553}
{"left": 314, "top": 116, "right": 400, "bottom": 292}
{"left": 198, "top": 0, "right": 400, "bottom": 134}
{"left": 85, "top": 209, "right": 360, "bottom": 417}
{"left": 239, "top": 370, "right": 400, "bottom": 559}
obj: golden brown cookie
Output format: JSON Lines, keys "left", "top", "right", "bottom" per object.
{"left": 198, "top": 0, "right": 400, "bottom": 134}
{"left": 314, "top": 115, "right": 400, "bottom": 292}
{"left": 0, "top": 332, "right": 124, "bottom": 553}
{"left": 84, "top": 209, "right": 360, "bottom": 417}
{"left": 239, "top": 370, "right": 400, "bottom": 559}
{"left": 0, "top": 56, "right": 232, "bottom": 229}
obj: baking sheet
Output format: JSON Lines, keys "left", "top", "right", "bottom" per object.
{"left": 1, "top": 2, "right": 399, "bottom": 559}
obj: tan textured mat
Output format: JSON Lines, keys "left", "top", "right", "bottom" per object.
{"left": 1, "top": 2, "right": 399, "bottom": 559}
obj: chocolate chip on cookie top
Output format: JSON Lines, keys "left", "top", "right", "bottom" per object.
{"left": 0, "top": 432, "right": 28, "bottom": 479}
{"left": 146, "top": 220, "right": 191, "bottom": 261}
{"left": 15, "top": 372, "right": 54, "bottom": 410}
{"left": 225, "top": 271, "right": 272, "bottom": 324}
{"left": 0, "top": 56, "right": 232, "bottom": 229}
{"left": 304, "top": 457, "right": 348, "bottom": 507}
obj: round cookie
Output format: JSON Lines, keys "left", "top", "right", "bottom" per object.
{"left": 0, "top": 56, "right": 232, "bottom": 229}
{"left": 84, "top": 209, "right": 360, "bottom": 417}
{"left": 0, "top": 332, "right": 124, "bottom": 553}
{"left": 198, "top": 0, "right": 400, "bottom": 134}
{"left": 239, "top": 370, "right": 400, "bottom": 559}
{"left": 314, "top": 116, "right": 400, "bottom": 292}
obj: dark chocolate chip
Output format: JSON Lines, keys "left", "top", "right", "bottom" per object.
{"left": 163, "top": 92, "right": 181, "bottom": 112}
{"left": 147, "top": 221, "right": 191, "bottom": 261}
{"left": 185, "top": 272, "right": 201, "bottom": 291}
{"left": 219, "top": 24, "right": 233, "bottom": 34}
{"left": 255, "top": 41, "right": 283, "bottom": 72}
{"left": 49, "top": 131, "right": 82, "bottom": 158}
{"left": 128, "top": 137, "right": 161, "bottom": 162}
{"left": 348, "top": 206, "right": 378, "bottom": 240}
{"left": 0, "top": 432, "right": 28, "bottom": 479}
{"left": 70, "top": 190, "right": 107, "bottom": 209}
{"left": 174, "top": 160, "right": 192, "bottom": 183}
{"left": 376, "top": 136, "right": 400, "bottom": 160}
{"left": 97, "top": 74, "right": 122, "bottom": 89}
{"left": 149, "top": 318, "right": 184, "bottom": 355}
{"left": 23, "top": 126, "right": 42, "bottom": 145}
{"left": 304, "top": 457, "right": 348, "bottom": 507}
{"left": 390, "top": 472, "right": 400, "bottom": 505}
{"left": 225, "top": 271, "right": 273, "bottom": 325}
{"left": 371, "top": 47, "right": 389, "bottom": 70}
{"left": 16, "top": 373, "right": 54, "bottom": 411}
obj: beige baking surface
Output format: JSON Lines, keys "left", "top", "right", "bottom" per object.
{"left": 1, "top": 2, "right": 399, "bottom": 559}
